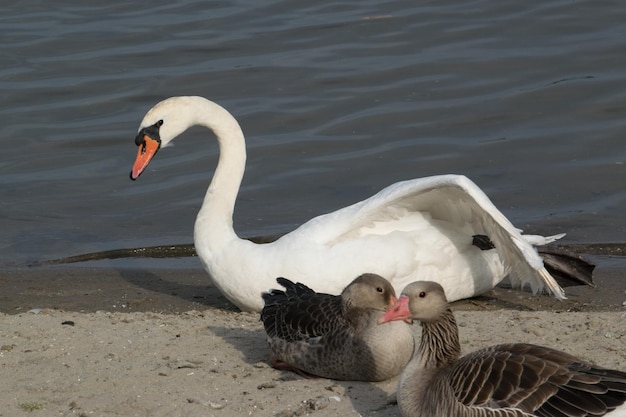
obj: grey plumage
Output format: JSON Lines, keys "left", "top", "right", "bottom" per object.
{"left": 380, "top": 281, "right": 626, "bottom": 417}
{"left": 260, "top": 273, "right": 414, "bottom": 381}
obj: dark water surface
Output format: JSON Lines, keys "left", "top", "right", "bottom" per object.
{"left": 1, "top": 1, "right": 625, "bottom": 310}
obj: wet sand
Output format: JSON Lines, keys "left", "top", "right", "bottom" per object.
{"left": 1, "top": 261, "right": 625, "bottom": 314}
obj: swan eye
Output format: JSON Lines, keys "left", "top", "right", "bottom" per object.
{"left": 419, "top": 291, "right": 426, "bottom": 298}
{"left": 156, "top": 119, "right": 163, "bottom": 127}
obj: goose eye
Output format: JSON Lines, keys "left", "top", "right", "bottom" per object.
{"left": 419, "top": 291, "right": 426, "bottom": 298}
{"left": 376, "top": 287, "right": 383, "bottom": 293}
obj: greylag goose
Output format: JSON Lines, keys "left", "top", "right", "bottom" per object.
{"left": 260, "top": 273, "right": 414, "bottom": 381}
{"left": 379, "top": 281, "right": 626, "bottom": 417}
{"left": 129, "top": 96, "right": 593, "bottom": 312}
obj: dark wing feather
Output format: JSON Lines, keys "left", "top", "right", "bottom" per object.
{"left": 536, "top": 365, "right": 626, "bottom": 417}
{"left": 260, "top": 277, "right": 347, "bottom": 343}
{"left": 447, "top": 343, "right": 626, "bottom": 417}
{"left": 538, "top": 247, "right": 595, "bottom": 288}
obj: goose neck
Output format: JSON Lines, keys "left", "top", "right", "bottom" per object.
{"left": 419, "top": 309, "right": 461, "bottom": 369}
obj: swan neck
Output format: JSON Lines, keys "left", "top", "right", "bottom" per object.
{"left": 193, "top": 99, "right": 247, "bottom": 243}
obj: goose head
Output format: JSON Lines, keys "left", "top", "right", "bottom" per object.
{"left": 130, "top": 96, "right": 206, "bottom": 180}
{"left": 341, "top": 273, "right": 399, "bottom": 317}
{"left": 378, "top": 281, "right": 449, "bottom": 324}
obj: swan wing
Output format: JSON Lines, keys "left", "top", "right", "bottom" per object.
{"left": 292, "top": 174, "right": 564, "bottom": 298}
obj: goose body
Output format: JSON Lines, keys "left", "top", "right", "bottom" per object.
{"left": 260, "top": 273, "right": 414, "bottom": 381}
{"left": 379, "top": 281, "right": 626, "bottom": 417}
{"left": 130, "top": 96, "right": 572, "bottom": 312}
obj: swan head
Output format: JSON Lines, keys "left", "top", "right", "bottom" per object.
{"left": 130, "top": 96, "right": 206, "bottom": 180}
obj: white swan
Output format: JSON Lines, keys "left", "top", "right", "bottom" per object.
{"left": 130, "top": 96, "right": 567, "bottom": 312}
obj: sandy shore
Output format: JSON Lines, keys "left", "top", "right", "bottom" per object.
{"left": 1, "top": 307, "right": 624, "bottom": 417}
{"left": 0, "top": 266, "right": 625, "bottom": 416}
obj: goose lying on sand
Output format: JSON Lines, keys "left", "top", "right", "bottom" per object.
{"left": 260, "top": 273, "right": 414, "bottom": 381}
{"left": 379, "top": 281, "right": 626, "bottom": 417}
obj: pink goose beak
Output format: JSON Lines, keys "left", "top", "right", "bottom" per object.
{"left": 379, "top": 295, "right": 412, "bottom": 324}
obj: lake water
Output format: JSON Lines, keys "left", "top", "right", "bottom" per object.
{"left": 1, "top": 1, "right": 625, "bottom": 306}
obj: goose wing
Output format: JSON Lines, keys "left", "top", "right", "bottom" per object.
{"left": 448, "top": 343, "right": 626, "bottom": 416}
{"left": 261, "top": 278, "right": 348, "bottom": 343}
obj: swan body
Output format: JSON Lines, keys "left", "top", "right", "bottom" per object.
{"left": 130, "top": 96, "right": 568, "bottom": 312}
{"left": 260, "top": 273, "right": 414, "bottom": 381}
{"left": 379, "top": 281, "right": 626, "bottom": 417}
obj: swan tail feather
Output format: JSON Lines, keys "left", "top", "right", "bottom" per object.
{"left": 501, "top": 234, "right": 566, "bottom": 299}
{"left": 523, "top": 233, "right": 566, "bottom": 246}
{"left": 538, "top": 247, "right": 596, "bottom": 288}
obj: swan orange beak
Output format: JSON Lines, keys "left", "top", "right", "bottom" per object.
{"left": 130, "top": 136, "right": 160, "bottom": 180}
{"left": 378, "top": 295, "right": 412, "bottom": 324}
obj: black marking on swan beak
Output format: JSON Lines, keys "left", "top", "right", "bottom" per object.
{"left": 135, "top": 119, "right": 163, "bottom": 147}
{"left": 130, "top": 120, "right": 164, "bottom": 180}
